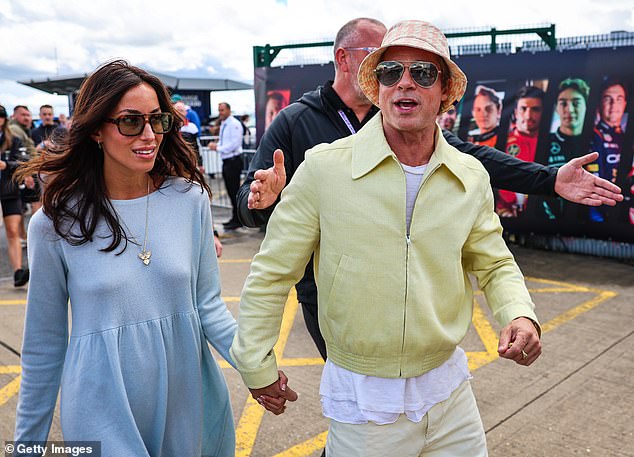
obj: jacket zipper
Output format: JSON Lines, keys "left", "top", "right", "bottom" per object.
{"left": 399, "top": 161, "right": 441, "bottom": 376}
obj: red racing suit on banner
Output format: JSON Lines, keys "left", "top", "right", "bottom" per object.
{"left": 497, "top": 129, "right": 539, "bottom": 216}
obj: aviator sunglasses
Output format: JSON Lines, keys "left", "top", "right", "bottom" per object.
{"left": 374, "top": 61, "right": 441, "bottom": 88}
{"left": 105, "top": 112, "right": 173, "bottom": 136}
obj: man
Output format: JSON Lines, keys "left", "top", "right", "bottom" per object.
{"left": 547, "top": 77, "right": 589, "bottom": 168}
{"left": 542, "top": 78, "right": 590, "bottom": 219}
{"left": 467, "top": 85, "right": 502, "bottom": 147}
{"left": 9, "top": 105, "right": 35, "bottom": 156}
{"left": 28, "top": 104, "right": 61, "bottom": 213}
{"left": 507, "top": 86, "right": 544, "bottom": 163}
{"left": 8, "top": 105, "right": 38, "bottom": 229}
{"left": 237, "top": 17, "right": 622, "bottom": 362}
{"left": 264, "top": 91, "right": 287, "bottom": 130}
{"left": 497, "top": 86, "right": 545, "bottom": 216}
{"left": 231, "top": 20, "right": 542, "bottom": 455}
{"left": 591, "top": 79, "right": 627, "bottom": 183}
{"left": 170, "top": 94, "right": 201, "bottom": 133}
{"left": 31, "top": 104, "right": 58, "bottom": 150}
{"left": 436, "top": 106, "right": 457, "bottom": 131}
{"left": 586, "top": 79, "right": 628, "bottom": 222}
{"left": 208, "top": 102, "right": 244, "bottom": 230}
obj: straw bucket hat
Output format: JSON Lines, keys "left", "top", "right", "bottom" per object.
{"left": 358, "top": 20, "right": 467, "bottom": 113}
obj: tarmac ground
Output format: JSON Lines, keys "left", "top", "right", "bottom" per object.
{"left": 0, "top": 205, "right": 632, "bottom": 457}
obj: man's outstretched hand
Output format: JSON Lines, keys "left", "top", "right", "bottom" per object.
{"left": 555, "top": 152, "right": 623, "bottom": 206}
{"left": 247, "top": 149, "right": 286, "bottom": 210}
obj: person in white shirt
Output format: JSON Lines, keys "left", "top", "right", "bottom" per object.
{"left": 209, "top": 102, "right": 243, "bottom": 230}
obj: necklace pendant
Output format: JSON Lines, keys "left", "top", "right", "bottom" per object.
{"left": 138, "top": 250, "right": 152, "bottom": 266}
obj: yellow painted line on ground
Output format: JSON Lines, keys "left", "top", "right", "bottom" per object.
{"left": 525, "top": 276, "right": 591, "bottom": 292}
{"left": 0, "top": 366, "right": 21, "bottom": 375}
{"left": 272, "top": 431, "right": 328, "bottom": 457}
{"left": 219, "top": 259, "right": 253, "bottom": 264}
{"left": 541, "top": 289, "right": 617, "bottom": 334}
{"left": 235, "top": 290, "right": 299, "bottom": 457}
{"left": 223, "top": 297, "right": 240, "bottom": 302}
{"left": 0, "top": 366, "right": 21, "bottom": 407}
{"left": 467, "top": 299, "right": 500, "bottom": 371}
{"left": 277, "top": 358, "right": 324, "bottom": 367}
{"left": 218, "top": 356, "right": 324, "bottom": 370}
{"left": 0, "top": 299, "right": 26, "bottom": 305}
{"left": 528, "top": 287, "right": 584, "bottom": 294}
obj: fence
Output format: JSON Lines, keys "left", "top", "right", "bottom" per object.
{"left": 199, "top": 135, "right": 256, "bottom": 209}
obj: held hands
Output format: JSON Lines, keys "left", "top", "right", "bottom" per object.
{"left": 497, "top": 317, "right": 542, "bottom": 366}
{"left": 249, "top": 370, "right": 298, "bottom": 415}
{"left": 555, "top": 152, "right": 623, "bottom": 206}
{"left": 247, "top": 149, "right": 286, "bottom": 210}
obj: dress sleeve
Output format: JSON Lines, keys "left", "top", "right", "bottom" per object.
{"left": 195, "top": 197, "right": 237, "bottom": 367}
{"left": 14, "top": 213, "right": 69, "bottom": 444}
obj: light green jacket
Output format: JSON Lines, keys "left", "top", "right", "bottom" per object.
{"left": 231, "top": 113, "right": 538, "bottom": 389}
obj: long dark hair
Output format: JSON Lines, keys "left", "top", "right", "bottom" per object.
{"left": 16, "top": 59, "right": 211, "bottom": 253}
{"left": 0, "top": 105, "right": 12, "bottom": 150}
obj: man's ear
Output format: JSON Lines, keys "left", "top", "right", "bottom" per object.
{"left": 334, "top": 47, "right": 349, "bottom": 73}
{"left": 441, "top": 79, "right": 451, "bottom": 103}
{"left": 438, "top": 81, "right": 451, "bottom": 115}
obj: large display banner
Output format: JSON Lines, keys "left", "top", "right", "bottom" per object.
{"left": 254, "top": 64, "right": 335, "bottom": 142}
{"left": 255, "top": 47, "right": 634, "bottom": 242}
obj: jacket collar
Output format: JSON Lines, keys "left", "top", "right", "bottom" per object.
{"left": 351, "top": 112, "right": 468, "bottom": 190}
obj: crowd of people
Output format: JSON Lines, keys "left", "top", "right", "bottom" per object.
{"left": 0, "top": 103, "right": 68, "bottom": 287}
{"left": 9, "top": 15, "right": 626, "bottom": 457}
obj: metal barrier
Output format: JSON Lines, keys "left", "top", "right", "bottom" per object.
{"left": 199, "top": 135, "right": 256, "bottom": 209}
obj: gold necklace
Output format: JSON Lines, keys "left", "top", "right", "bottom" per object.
{"left": 117, "top": 178, "right": 152, "bottom": 266}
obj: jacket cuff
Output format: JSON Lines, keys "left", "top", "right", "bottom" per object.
{"left": 237, "top": 362, "right": 280, "bottom": 390}
{"left": 495, "top": 305, "right": 541, "bottom": 336}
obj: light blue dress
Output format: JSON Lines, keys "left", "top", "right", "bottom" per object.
{"left": 14, "top": 177, "right": 237, "bottom": 457}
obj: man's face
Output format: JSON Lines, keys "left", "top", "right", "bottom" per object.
{"left": 514, "top": 97, "right": 543, "bottom": 136}
{"left": 556, "top": 88, "right": 586, "bottom": 136}
{"left": 173, "top": 101, "right": 188, "bottom": 120}
{"left": 472, "top": 94, "right": 500, "bottom": 133}
{"left": 218, "top": 103, "right": 230, "bottom": 121}
{"left": 437, "top": 108, "right": 457, "bottom": 130}
{"left": 13, "top": 107, "right": 32, "bottom": 129}
{"left": 378, "top": 46, "right": 448, "bottom": 138}
{"left": 39, "top": 107, "right": 54, "bottom": 126}
{"left": 265, "top": 96, "right": 283, "bottom": 129}
{"left": 344, "top": 22, "right": 386, "bottom": 105}
{"left": 600, "top": 84, "right": 627, "bottom": 128}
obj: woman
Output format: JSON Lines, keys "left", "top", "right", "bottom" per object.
{"left": 13, "top": 60, "right": 289, "bottom": 456}
{"left": 0, "top": 105, "right": 29, "bottom": 287}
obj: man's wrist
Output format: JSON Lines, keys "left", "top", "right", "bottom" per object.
{"left": 514, "top": 316, "right": 541, "bottom": 338}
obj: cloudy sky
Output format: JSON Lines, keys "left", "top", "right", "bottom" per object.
{"left": 1, "top": 0, "right": 632, "bottom": 120}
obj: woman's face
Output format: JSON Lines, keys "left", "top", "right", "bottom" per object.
{"left": 94, "top": 83, "right": 165, "bottom": 183}
{"left": 472, "top": 94, "right": 500, "bottom": 133}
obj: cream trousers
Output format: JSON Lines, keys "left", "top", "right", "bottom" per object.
{"left": 325, "top": 380, "right": 488, "bottom": 457}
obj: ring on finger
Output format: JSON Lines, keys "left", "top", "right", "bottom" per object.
{"left": 521, "top": 349, "right": 528, "bottom": 360}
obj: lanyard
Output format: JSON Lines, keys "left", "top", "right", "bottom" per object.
{"left": 337, "top": 110, "right": 357, "bottom": 135}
